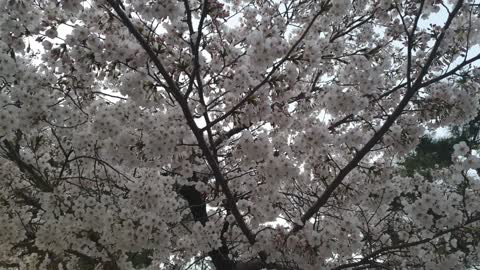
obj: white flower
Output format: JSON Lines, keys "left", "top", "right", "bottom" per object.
{"left": 453, "top": 141, "right": 469, "bottom": 156}
{"left": 464, "top": 155, "right": 480, "bottom": 169}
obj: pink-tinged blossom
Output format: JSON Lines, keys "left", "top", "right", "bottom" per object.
{"left": 0, "top": 0, "right": 479, "bottom": 269}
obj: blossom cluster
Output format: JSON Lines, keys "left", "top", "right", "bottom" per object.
{"left": 0, "top": 0, "right": 480, "bottom": 269}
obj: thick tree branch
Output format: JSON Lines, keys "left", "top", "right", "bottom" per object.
{"left": 106, "top": 0, "right": 257, "bottom": 260}
{"left": 290, "top": 0, "right": 465, "bottom": 234}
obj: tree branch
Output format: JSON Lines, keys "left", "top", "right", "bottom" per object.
{"left": 106, "top": 0, "right": 257, "bottom": 256}
{"left": 290, "top": 0, "right": 466, "bottom": 234}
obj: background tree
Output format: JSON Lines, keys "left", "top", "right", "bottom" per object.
{"left": 402, "top": 113, "right": 480, "bottom": 179}
{"left": 1, "top": 0, "right": 480, "bottom": 270}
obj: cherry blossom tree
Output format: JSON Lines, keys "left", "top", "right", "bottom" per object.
{"left": 1, "top": 0, "right": 480, "bottom": 269}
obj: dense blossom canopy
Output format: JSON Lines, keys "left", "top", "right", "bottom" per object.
{"left": 1, "top": 0, "right": 480, "bottom": 269}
